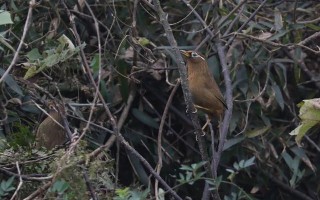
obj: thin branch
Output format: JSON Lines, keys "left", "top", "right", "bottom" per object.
{"left": 181, "top": 0, "right": 214, "bottom": 37}
{"left": 262, "top": 171, "right": 314, "bottom": 200}
{"left": 213, "top": 41, "right": 233, "bottom": 175}
{"left": 23, "top": 181, "right": 52, "bottom": 200}
{"left": 225, "top": 0, "right": 268, "bottom": 47}
{"left": 150, "top": 0, "right": 213, "bottom": 180}
{"left": 82, "top": 168, "right": 98, "bottom": 200}
{"left": 0, "top": 0, "right": 35, "bottom": 84}
{"left": 119, "top": 134, "right": 183, "bottom": 200}
{"left": 155, "top": 79, "right": 180, "bottom": 199}
{"left": 10, "top": 162, "right": 23, "bottom": 200}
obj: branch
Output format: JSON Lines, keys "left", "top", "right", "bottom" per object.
{"left": 155, "top": 80, "right": 180, "bottom": 199}
{"left": 150, "top": 0, "right": 213, "bottom": 179}
{"left": 0, "top": 0, "right": 35, "bottom": 84}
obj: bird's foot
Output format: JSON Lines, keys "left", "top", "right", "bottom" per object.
{"left": 201, "top": 130, "right": 206, "bottom": 136}
{"left": 186, "top": 106, "right": 197, "bottom": 114}
{"left": 193, "top": 130, "right": 206, "bottom": 141}
{"left": 192, "top": 107, "right": 198, "bottom": 113}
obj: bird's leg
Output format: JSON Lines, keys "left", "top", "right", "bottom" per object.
{"left": 201, "top": 119, "right": 210, "bottom": 131}
{"left": 201, "top": 114, "right": 211, "bottom": 131}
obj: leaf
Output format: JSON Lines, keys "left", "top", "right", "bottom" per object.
{"left": 90, "top": 54, "right": 100, "bottom": 73}
{"left": 281, "top": 151, "right": 293, "bottom": 171}
{"left": 138, "top": 37, "right": 151, "bottom": 46}
{"left": 0, "top": 68, "right": 23, "bottom": 96}
{"left": 132, "top": 108, "right": 159, "bottom": 129}
{"left": 272, "top": 84, "right": 284, "bottom": 110}
{"left": 305, "top": 23, "right": 320, "bottom": 31}
{"left": 23, "top": 65, "right": 38, "bottom": 79}
{"left": 0, "top": 10, "right": 13, "bottom": 25}
{"left": 245, "top": 126, "right": 270, "bottom": 138}
{"left": 26, "top": 48, "right": 42, "bottom": 61}
{"left": 242, "top": 156, "right": 256, "bottom": 168}
{"left": 274, "top": 8, "right": 283, "bottom": 31}
{"left": 290, "top": 146, "right": 315, "bottom": 172}
{"left": 289, "top": 98, "right": 320, "bottom": 145}
{"left": 100, "top": 80, "right": 111, "bottom": 103}
{"left": 223, "top": 136, "right": 245, "bottom": 150}
{"left": 126, "top": 149, "right": 149, "bottom": 187}
{"left": 207, "top": 55, "right": 221, "bottom": 81}
{"left": 117, "top": 59, "right": 129, "bottom": 102}
{"left": 180, "top": 165, "right": 193, "bottom": 171}
{"left": 267, "top": 30, "right": 289, "bottom": 41}
{"left": 57, "top": 34, "right": 75, "bottom": 50}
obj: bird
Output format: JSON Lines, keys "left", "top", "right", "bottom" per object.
{"left": 36, "top": 104, "right": 66, "bottom": 149}
{"left": 180, "top": 50, "right": 227, "bottom": 129}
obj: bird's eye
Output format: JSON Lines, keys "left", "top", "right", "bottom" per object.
{"left": 191, "top": 52, "right": 198, "bottom": 57}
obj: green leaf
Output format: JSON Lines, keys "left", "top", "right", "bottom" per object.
{"left": 290, "top": 146, "right": 315, "bottom": 172}
{"left": 272, "top": 84, "right": 284, "bottom": 110}
{"left": 99, "top": 80, "right": 109, "bottom": 102}
{"left": 132, "top": 108, "right": 159, "bottom": 129}
{"left": 223, "top": 136, "right": 245, "bottom": 150}
{"left": 26, "top": 48, "right": 42, "bottom": 61}
{"left": 138, "top": 37, "right": 151, "bottom": 46}
{"left": 245, "top": 126, "right": 270, "bottom": 138}
{"left": 23, "top": 65, "right": 38, "bottom": 79}
{"left": 242, "top": 156, "right": 256, "bottom": 168}
{"left": 180, "top": 164, "right": 193, "bottom": 171}
{"left": 117, "top": 59, "right": 129, "bottom": 102}
{"left": 90, "top": 54, "right": 100, "bottom": 73}
{"left": 50, "top": 180, "right": 69, "bottom": 193}
{"left": 305, "top": 23, "right": 320, "bottom": 31}
{"left": 0, "top": 68, "right": 23, "bottom": 96}
{"left": 282, "top": 151, "right": 293, "bottom": 168}
{"left": 0, "top": 10, "right": 13, "bottom": 25}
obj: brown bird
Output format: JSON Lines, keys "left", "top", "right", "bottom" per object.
{"left": 36, "top": 104, "right": 66, "bottom": 149}
{"left": 180, "top": 50, "right": 227, "bottom": 129}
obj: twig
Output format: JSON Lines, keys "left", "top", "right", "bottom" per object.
{"left": 10, "top": 162, "right": 23, "bottom": 200}
{"left": 0, "top": 0, "right": 35, "bottom": 84}
{"left": 23, "top": 181, "right": 52, "bottom": 200}
{"left": 305, "top": 135, "right": 320, "bottom": 153}
{"left": 82, "top": 168, "right": 98, "bottom": 200}
{"left": 181, "top": 0, "right": 214, "bottom": 37}
{"left": 90, "top": 86, "right": 136, "bottom": 158}
{"left": 225, "top": 0, "right": 268, "bottom": 47}
{"left": 262, "top": 170, "right": 314, "bottom": 200}
{"left": 0, "top": 167, "right": 53, "bottom": 181}
{"left": 119, "top": 134, "right": 183, "bottom": 200}
{"left": 155, "top": 79, "right": 180, "bottom": 199}
{"left": 297, "top": 16, "right": 320, "bottom": 24}
{"left": 196, "top": 0, "right": 247, "bottom": 50}
{"left": 297, "top": 31, "right": 320, "bottom": 46}
{"left": 219, "top": 0, "right": 247, "bottom": 28}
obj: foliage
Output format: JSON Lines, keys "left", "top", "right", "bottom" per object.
{"left": 0, "top": 0, "right": 319, "bottom": 199}
{"left": 0, "top": 176, "right": 15, "bottom": 198}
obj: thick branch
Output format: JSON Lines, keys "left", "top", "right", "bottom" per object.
{"left": 151, "top": 0, "right": 213, "bottom": 177}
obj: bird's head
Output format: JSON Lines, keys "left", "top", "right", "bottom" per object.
{"left": 180, "top": 50, "right": 205, "bottom": 64}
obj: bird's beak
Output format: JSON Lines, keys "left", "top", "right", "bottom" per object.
{"left": 180, "top": 50, "right": 190, "bottom": 58}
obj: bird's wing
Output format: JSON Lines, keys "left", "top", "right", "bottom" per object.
{"left": 204, "top": 75, "right": 228, "bottom": 109}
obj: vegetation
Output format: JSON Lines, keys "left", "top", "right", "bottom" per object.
{"left": 0, "top": 0, "right": 319, "bottom": 199}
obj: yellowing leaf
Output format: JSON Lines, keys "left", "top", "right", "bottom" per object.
{"left": 23, "top": 66, "right": 38, "bottom": 79}
{"left": 289, "top": 98, "right": 320, "bottom": 145}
